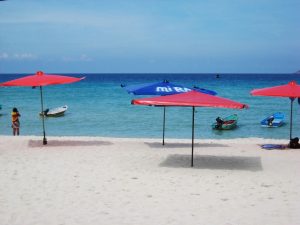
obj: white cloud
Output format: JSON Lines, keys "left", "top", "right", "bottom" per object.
{"left": 79, "top": 54, "right": 92, "bottom": 62}
{"left": 13, "top": 53, "right": 37, "bottom": 60}
{"left": 0, "top": 52, "right": 9, "bottom": 59}
{"left": 0, "top": 52, "right": 37, "bottom": 60}
{"left": 62, "top": 54, "right": 92, "bottom": 62}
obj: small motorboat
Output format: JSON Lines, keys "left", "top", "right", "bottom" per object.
{"left": 40, "top": 105, "right": 68, "bottom": 117}
{"left": 261, "top": 112, "right": 284, "bottom": 127}
{"left": 212, "top": 114, "right": 238, "bottom": 130}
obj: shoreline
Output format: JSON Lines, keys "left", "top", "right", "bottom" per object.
{"left": 0, "top": 135, "right": 290, "bottom": 142}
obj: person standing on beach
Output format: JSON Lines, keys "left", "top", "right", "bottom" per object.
{"left": 11, "top": 107, "right": 21, "bottom": 136}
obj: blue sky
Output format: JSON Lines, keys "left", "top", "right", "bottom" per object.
{"left": 0, "top": 0, "right": 299, "bottom": 73}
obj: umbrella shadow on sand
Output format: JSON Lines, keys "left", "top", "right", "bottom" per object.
{"left": 145, "top": 142, "right": 229, "bottom": 149}
{"left": 159, "top": 154, "right": 262, "bottom": 171}
{"left": 28, "top": 139, "right": 113, "bottom": 148}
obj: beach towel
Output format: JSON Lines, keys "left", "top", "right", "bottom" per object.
{"left": 260, "top": 144, "right": 287, "bottom": 150}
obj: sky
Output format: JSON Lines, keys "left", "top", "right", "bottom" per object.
{"left": 0, "top": 0, "right": 299, "bottom": 73}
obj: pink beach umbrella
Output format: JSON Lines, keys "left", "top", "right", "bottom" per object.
{"left": 251, "top": 80, "right": 300, "bottom": 140}
{"left": 132, "top": 90, "right": 248, "bottom": 167}
{"left": 0, "top": 71, "right": 85, "bottom": 145}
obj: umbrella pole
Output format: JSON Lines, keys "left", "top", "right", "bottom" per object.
{"left": 191, "top": 106, "right": 195, "bottom": 167}
{"left": 290, "top": 98, "right": 295, "bottom": 140}
{"left": 40, "top": 86, "right": 47, "bottom": 145}
{"left": 162, "top": 106, "right": 166, "bottom": 145}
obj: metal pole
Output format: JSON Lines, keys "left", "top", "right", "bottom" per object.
{"left": 290, "top": 98, "right": 295, "bottom": 140}
{"left": 40, "top": 86, "right": 47, "bottom": 145}
{"left": 162, "top": 106, "right": 166, "bottom": 145}
{"left": 191, "top": 106, "right": 195, "bottom": 167}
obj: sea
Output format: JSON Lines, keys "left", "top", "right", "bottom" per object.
{"left": 0, "top": 73, "right": 299, "bottom": 140}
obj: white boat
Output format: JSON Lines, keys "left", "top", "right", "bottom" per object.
{"left": 40, "top": 105, "right": 68, "bottom": 117}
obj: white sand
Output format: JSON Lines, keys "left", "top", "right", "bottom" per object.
{"left": 0, "top": 136, "right": 300, "bottom": 225}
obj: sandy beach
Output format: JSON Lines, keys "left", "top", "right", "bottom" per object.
{"left": 1, "top": 136, "right": 300, "bottom": 225}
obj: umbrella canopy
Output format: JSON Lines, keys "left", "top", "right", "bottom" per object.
{"left": 0, "top": 71, "right": 83, "bottom": 87}
{"left": 0, "top": 71, "right": 84, "bottom": 144}
{"left": 122, "top": 80, "right": 217, "bottom": 96}
{"left": 132, "top": 90, "right": 248, "bottom": 167}
{"left": 132, "top": 90, "right": 246, "bottom": 108}
{"left": 123, "top": 80, "right": 217, "bottom": 145}
{"left": 251, "top": 80, "right": 300, "bottom": 98}
{"left": 251, "top": 80, "right": 300, "bottom": 140}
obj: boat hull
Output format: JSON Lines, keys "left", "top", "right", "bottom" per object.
{"left": 40, "top": 105, "right": 68, "bottom": 117}
{"left": 261, "top": 112, "right": 284, "bottom": 128}
{"left": 212, "top": 114, "right": 238, "bottom": 130}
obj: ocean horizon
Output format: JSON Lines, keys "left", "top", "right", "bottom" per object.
{"left": 0, "top": 73, "right": 299, "bottom": 140}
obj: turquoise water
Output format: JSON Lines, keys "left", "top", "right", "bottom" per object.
{"left": 0, "top": 73, "right": 299, "bottom": 139}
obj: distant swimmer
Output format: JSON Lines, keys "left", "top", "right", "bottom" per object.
{"left": 216, "top": 74, "right": 220, "bottom": 78}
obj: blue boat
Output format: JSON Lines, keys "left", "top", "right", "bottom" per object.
{"left": 261, "top": 112, "right": 284, "bottom": 127}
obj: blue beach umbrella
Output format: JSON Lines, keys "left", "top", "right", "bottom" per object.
{"left": 122, "top": 80, "right": 217, "bottom": 96}
{"left": 122, "top": 80, "right": 217, "bottom": 145}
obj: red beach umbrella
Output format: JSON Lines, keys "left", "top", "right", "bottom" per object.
{"left": 122, "top": 80, "right": 217, "bottom": 145}
{"left": 0, "top": 71, "right": 85, "bottom": 145}
{"left": 251, "top": 80, "right": 300, "bottom": 140}
{"left": 132, "top": 90, "right": 248, "bottom": 167}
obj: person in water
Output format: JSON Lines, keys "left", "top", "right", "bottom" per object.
{"left": 11, "top": 107, "right": 21, "bottom": 136}
{"left": 267, "top": 116, "right": 274, "bottom": 126}
{"left": 215, "top": 117, "right": 224, "bottom": 129}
